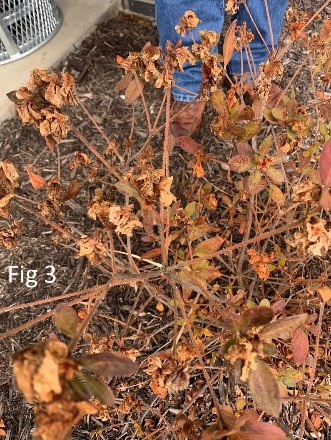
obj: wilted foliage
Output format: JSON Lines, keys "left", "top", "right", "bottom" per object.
{"left": 1, "top": 3, "right": 331, "bottom": 439}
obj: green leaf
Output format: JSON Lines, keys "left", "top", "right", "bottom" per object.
{"left": 259, "top": 135, "right": 273, "bottom": 157}
{"left": 249, "top": 169, "right": 263, "bottom": 187}
{"left": 69, "top": 376, "right": 93, "bottom": 401}
{"left": 228, "top": 155, "right": 255, "bottom": 173}
{"left": 279, "top": 367, "right": 304, "bottom": 388}
{"left": 248, "top": 358, "right": 281, "bottom": 418}
{"left": 184, "top": 201, "right": 196, "bottom": 218}
{"left": 78, "top": 351, "right": 139, "bottom": 377}
{"left": 264, "top": 109, "right": 278, "bottom": 124}
{"left": 259, "top": 313, "right": 308, "bottom": 340}
{"left": 53, "top": 303, "right": 79, "bottom": 338}
{"left": 241, "top": 121, "right": 260, "bottom": 142}
{"left": 194, "top": 236, "right": 224, "bottom": 257}
{"left": 271, "top": 107, "right": 285, "bottom": 121}
{"left": 211, "top": 89, "right": 226, "bottom": 113}
{"left": 115, "top": 181, "right": 141, "bottom": 199}
{"left": 74, "top": 371, "right": 115, "bottom": 406}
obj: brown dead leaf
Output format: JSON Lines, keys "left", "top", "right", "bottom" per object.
{"left": 108, "top": 205, "right": 143, "bottom": 236}
{"left": 26, "top": 164, "right": 46, "bottom": 189}
{"left": 259, "top": 313, "right": 308, "bottom": 340}
{"left": 125, "top": 77, "right": 143, "bottom": 104}
{"left": 317, "top": 285, "right": 331, "bottom": 303}
{"left": 114, "top": 71, "right": 134, "bottom": 91}
{"left": 64, "top": 181, "right": 80, "bottom": 201}
{"left": 0, "top": 161, "right": 19, "bottom": 187}
{"left": 193, "top": 155, "right": 205, "bottom": 177}
{"left": 228, "top": 155, "right": 254, "bottom": 172}
{"left": 159, "top": 176, "right": 176, "bottom": 207}
{"left": 177, "top": 136, "right": 201, "bottom": 154}
{"left": 12, "top": 340, "right": 69, "bottom": 404}
{"left": 0, "top": 419, "right": 6, "bottom": 437}
{"left": 223, "top": 19, "right": 237, "bottom": 68}
{"left": 0, "top": 193, "right": 13, "bottom": 208}
{"left": 292, "top": 327, "right": 309, "bottom": 366}
{"left": 320, "top": 16, "right": 331, "bottom": 42}
{"left": 34, "top": 399, "right": 97, "bottom": 440}
{"left": 194, "top": 236, "right": 224, "bottom": 257}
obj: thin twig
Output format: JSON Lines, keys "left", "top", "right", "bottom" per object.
{"left": 78, "top": 97, "right": 123, "bottom": 162}
{"left": 68, "top": 286, "right": 107, "bottom": 352}
{"left": 71, "top": 125, "right": 122, "bottom": 180}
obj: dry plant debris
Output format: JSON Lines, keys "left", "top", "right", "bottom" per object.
{"left": 0, "top": 2, "right": 331, "bottom": 439}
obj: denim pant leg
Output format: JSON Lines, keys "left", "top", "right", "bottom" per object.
{"left": 155, "top": 0, "right": 224, "bottom": 102}
{"left": 228, "top": 0, "right": 288, "bottom": 78}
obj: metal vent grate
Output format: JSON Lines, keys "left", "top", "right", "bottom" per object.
{"left": 0, "top": 0, "right": 62, "bottom": 64}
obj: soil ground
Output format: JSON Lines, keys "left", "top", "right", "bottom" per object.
{"left": 0, "top": 3, "right": 330, "bottom": 439}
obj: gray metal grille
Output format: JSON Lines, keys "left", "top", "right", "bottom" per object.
{"left": 0, "top": 0, "right": 62, "bottom": 64}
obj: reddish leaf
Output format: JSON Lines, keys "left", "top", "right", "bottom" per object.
{"left": 177, "top": 136, "right": 201, "bottom": 154}
{"left": 228, "top": 155, "right": 254, "bottom": 172}
{"left": 320, "top": 137, "right": 331, "bottom": 187}
{"left": 223, "top": 19, "right": 237, "bottom": 69}
{"left": 78, "top": 351, "right": 139, "bottom": 377}
{"left": 319, "top": 187, "right": 331, "bottom": 211}
{"left": 237, "top": 142, "right": 255, "bottom": 158}
{"left": 25, "top": 165, "right": 46, "bottom": 190}
{"left": 242, "top": 420, "right": 287, "bottom": 439}
{"left": 292, "top": 328, "right": 309, "bottom": 366}
{"left": 53, "top": 303, "right": 79, "bottom": 338}
{"left": 194, "top": 236, "right": 224, "bottom": 257}
{"left": 248, "top": 359, "right": 281, "bottom": 418}
{"left": 64, "top": 181, "right": 80, "bottom": 201}
{"left": 271, "top": 300, "right": 286, "bottom": 314}
{"left": 259, "top": 313, "right": 308, "bottom": 340}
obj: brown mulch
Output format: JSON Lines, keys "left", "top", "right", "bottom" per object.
{"left": 0, "top": 4, "right": 330, "bottom": 440}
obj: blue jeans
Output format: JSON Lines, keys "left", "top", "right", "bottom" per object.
{"left": 155, "top": 0, "right": 288, "bottom": 102}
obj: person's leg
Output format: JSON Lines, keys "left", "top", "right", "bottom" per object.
{"left": 155, "top": 0, "right": 225, "bottom": 102}
{"left": 228, "top": 0, "right": 288, "bottom": 79}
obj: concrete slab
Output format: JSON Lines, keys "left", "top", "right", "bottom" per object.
{"left": 0, "top": 0, "right": 119, "bottom": 126}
